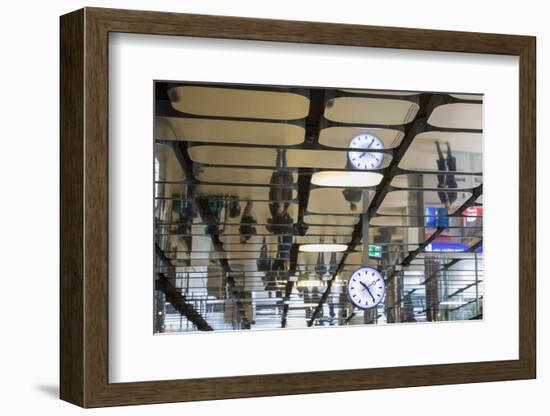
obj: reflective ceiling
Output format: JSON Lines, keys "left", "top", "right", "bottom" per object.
{"left": 153, "top": 82, "right": 483, "bottom": 333}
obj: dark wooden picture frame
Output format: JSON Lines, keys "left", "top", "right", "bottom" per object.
{"left": 60, "top": 7, "right": 536, "bottom": 408}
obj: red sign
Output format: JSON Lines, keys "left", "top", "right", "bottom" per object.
{"left": 462, "top": 206, "right": 483, "bottom": 226}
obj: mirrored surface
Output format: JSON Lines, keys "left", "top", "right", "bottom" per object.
{"left": 153, "top": 82, "right": 484, "bottom": 333}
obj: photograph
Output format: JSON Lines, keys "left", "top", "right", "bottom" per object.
{"left": 54, "top": 5, "right": 537, "bottom": 409}
{"left": 153, "top": 82, "right": 484, "bottom": 333}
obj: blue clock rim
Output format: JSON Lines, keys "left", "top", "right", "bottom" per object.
{"left": 346, "top": 266, "right": 385, "bottom": 309}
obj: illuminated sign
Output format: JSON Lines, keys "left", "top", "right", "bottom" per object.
{"left": 368, "top": 244, "right": 382, "bottom": 258}
{"left": 425, "top": 207, "right": 449, "bottom": 228}
{"left": 463, "top": 206, "right": 483, "bottom": 226}
{"left": 425, "top": 242, "right": 484, "bottom": 253}
{"left": 425, "top": 242, "right": 469, "bottom": 252}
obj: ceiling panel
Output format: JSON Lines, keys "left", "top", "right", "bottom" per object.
{"left": 319, "top": 126, "right": 404, "bottom": 149}
{"left": 307, "top": 187, "right": 374, "bottom": 214}
{"left": 399, "top": 131, "right": 482, "bottom": 172}
{"left": 324, "top": 97, "right": 419, "bottom": 125}
{"left": 195, "top": 167, "right": 297, "bottom": 185}
{"left": 157, "top": 116, "right": 305, "bottom": 146}
{"left": 428, "top": 103, "right": 482, "bottom": 129}
{"left": 188, "top": 146, "right": 392, "bottom": 169}
{"left": 168, "top": 86, "right": 310, "bottom": 120}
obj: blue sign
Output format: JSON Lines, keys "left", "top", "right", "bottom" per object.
{"left": 425, "top": 242, "right": 483, "bottom": 253}
{"left": 425, "top": 242, "right": 468, "bottom": 252}
{"left": 425, "top": 207, "right": 449, "bottom": 228}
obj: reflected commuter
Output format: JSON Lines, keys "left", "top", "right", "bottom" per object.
{"left": 266, "top": 148, "right": 294, "bottom": 235}
{"left": 239, "top": 201, "right": 257, "bottom": 244}
{"left": 435, "top": 141, "right": 458, "bottom": 211}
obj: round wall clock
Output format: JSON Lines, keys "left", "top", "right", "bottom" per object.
{"left": 347, "top": 266, "right": 385, "bottom": 309}
{"left": 347, "top": 133, "right": 384, "bottom": 170}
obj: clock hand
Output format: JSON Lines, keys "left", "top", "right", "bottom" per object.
{"left": 359, "top": 281, "right": 376, "bottom": 303}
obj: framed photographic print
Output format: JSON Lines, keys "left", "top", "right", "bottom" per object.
{"left": 60, "top": 7, "right": 536, "bottom": 408}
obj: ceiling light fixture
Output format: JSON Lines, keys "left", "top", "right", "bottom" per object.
{"left": 311, "top": 171, "right": 383, "bottom": 187}
{"left": 287, "top": 302, "right": 320, "bottom": 308}
{"left": 299, "top": 243, "right": 348, "bottom": 253}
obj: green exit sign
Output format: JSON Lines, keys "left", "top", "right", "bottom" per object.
{"left": 369, "top": 244, "right": 382, "bottom": 258}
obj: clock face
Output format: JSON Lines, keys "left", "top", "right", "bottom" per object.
{"left": 347, "top": 266, "right": 385, "bottom": 309}
{"left": 348, "top": 133, "right": 384, "bottom": 170}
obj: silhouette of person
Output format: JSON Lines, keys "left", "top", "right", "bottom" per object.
{"left": 239, "top": 201, "right": 257, "bottom": 244}
{"left": 342, "top": 188, "right": 362, "bottom": 211}
{"left": 435, "top": 141, "right": 458, "bottom": 211}
{"left": 266, "top": 148, "right": 294, "bottom": 235}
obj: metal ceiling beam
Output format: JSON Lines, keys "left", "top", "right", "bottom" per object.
{"left": 281, "top": 89, "right": 325, "bottom": 328}
{"left": 155, "top": 274, "right": 213, "bottom": 331}
{"left": 307, "top": 94, "right": 434, "bottom": 326}
{"left": 160, "top": 137, "right": 250, "bottom": 327}
{"left": 154, "top": 243, "right": 214, "bottom": 330}
{"left": 195, "top": 197, "right": 250, "bottom": 327}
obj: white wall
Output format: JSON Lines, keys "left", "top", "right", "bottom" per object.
{"left": 0, "top": 0, "right": 545, "bottom": 414}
